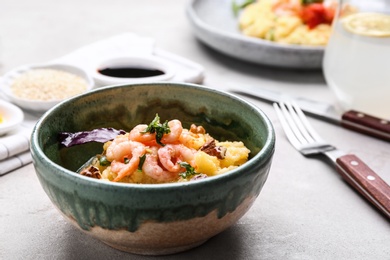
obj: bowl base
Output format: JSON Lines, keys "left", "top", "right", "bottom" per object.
{"left": 103, "top": 239, "right": 208, "bottom": 256}
{"left": 58, "top": 195, "right": 258, "bottom": 256}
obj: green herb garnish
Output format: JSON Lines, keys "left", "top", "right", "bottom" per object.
{"left": 301, "top": 0, "right": 323, "bottom": 5}
{"left": 232, "top": 0, "right": 255, "bottom": 16}
{"left": 142, "top": 114, "right": 170, "bottom": 146}
{"left": 178, "top": 162, "right": 198, "bottom": 179}
{"left": 138, "top": 154, "right": 146, "bottom": 171}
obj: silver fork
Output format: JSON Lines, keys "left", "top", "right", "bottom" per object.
{"left": 274, "top": 101, "right": 390, "bottom": 219}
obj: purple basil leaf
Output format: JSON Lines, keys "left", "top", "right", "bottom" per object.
{"left": 59, "top": 127, "right": 126, "bottom": 147}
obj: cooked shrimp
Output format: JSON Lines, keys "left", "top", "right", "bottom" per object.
{"left": 106, "top": 135, "right": 135, "bottom": 161}
{"left": 158, "top": 144, "right": 196, "bottom": 173}
{"left": 142, "top": 147, "right": 177, "bottom": 182}
{"left": 273, "top": 0, "right": 301, "bottom": 16}
{"left": 179, "top": 129, "right": 207, "bottom": 150}
{"left": 128, "top": 120, "right": 182, "bottom": 146}
{"left": 160, "top": 119, "right": 183, "bottom": 144}
{"left": 105, "top": 138, "right": 146, "bottom": 182}
{"left": 128, "top": 124, "right": 157, "bottom": 145}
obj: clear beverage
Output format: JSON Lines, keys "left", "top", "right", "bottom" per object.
{"left": 323, "top": 13, "right": 390, "bottom": 119}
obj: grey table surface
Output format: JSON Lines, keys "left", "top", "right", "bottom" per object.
{"left": 1, "top": 1, "right": 389, "bottom": 259}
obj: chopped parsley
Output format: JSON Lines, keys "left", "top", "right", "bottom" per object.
{"left": 302, "top": 0, "right": 323, "bottom": 4}
{"left": 142, "top": 114, "right": 170, "bottom": 146}
{"left": 138, "top": 154, "right": 146, "bottom": 171}
{"left": 178, "top": 162, "right": 198, "bottom": 179}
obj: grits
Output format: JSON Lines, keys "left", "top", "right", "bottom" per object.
{"left": 238, "top": 0, "right": 336, "bottom": 46}
{"left": 79, "top": 115, "right": 251, "bottom": 184}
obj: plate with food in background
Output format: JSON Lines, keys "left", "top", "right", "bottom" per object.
{"left": 186, "top": 0, "right": 337, "bottom": 69}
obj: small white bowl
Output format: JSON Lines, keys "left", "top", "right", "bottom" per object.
{"left": 0, "top": 100, "right": 24, "bottom": 135}
{"left": 92, "top": 56, "right": 176, "bottom": 87}
{"left": 0, "top": 63, "right": 94, "bottom": 112}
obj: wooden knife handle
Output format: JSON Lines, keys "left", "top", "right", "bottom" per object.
{"left": 336, "top": 154, "right": 390, "bottom": 219}
{"left": 341, "top": 110, "right": 390, "bottom": 141}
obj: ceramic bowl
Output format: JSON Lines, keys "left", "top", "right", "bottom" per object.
{"left": 186, "top": 0, "right": 324, "bottom": 69}
{"left": 30, "top": 82, "right": 275, "bottom": 255}
{"left": 0, "top": 63, "right": 94, "bottom": 112}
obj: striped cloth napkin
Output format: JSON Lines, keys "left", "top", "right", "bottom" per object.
{"left": 0, "top": 114, "right": 37, "bottom": 176}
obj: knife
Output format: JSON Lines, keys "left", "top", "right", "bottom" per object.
{"left": 229, "top": 87, "right": 390, "bottom": 142}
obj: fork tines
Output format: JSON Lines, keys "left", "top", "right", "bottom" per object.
{"left": 273, "top": 101, "right": 333, "bottom": 154}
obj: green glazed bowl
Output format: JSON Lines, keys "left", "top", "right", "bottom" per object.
{"left": 30, "top": 82, "right": 275, "bottom": 255}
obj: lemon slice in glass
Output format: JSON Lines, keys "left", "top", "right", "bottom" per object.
{"left": 342, "top": 12, "right": 390, "bottom": 37}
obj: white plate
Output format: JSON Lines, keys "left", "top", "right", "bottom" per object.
{"left": 0, "top": 100, "right": 24, "bottom": 135}
{"left": 0, "top": 63, "right": 94, "bottom": 112}
{"left": 186, "top": 0, "right": 325, "bottom": 69}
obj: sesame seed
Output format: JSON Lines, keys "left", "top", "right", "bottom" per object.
{"left": 11, "top": 68, "right": 89, "bottom": 101}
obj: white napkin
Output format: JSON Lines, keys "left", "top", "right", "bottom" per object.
{"left": 0, "top": 132, "right": 32, "bottom": 175}
{"left": 54, "top": 33, "right": 205, "bottom": 85}
{"left": 56, "top": 33, "right": 156, "bottom": 65}
{"left": 0, "top": 130, "right": 30, "bottom": 160}
{"left": 0, "top": 151, "right": 31, "bottom": 176}
{"left": 0, "top": 110, "right": 39, "bottom": 175}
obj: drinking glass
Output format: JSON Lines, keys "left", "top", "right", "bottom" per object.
{"left": 323, "top": 0, "right": 390, "bottom": 119}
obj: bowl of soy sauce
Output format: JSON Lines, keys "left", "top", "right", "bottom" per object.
{"left": 93, "top": 56, "right": 176, "bottom": 87}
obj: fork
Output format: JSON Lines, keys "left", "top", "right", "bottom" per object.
{"left": 274, "top": 101, "right": 390, "bottom": 219}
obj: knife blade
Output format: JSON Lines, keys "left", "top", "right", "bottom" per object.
{"left": 229, "top": 87, "right": 390, "bottom": 142}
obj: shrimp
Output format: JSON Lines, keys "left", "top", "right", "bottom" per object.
{"left": 106, "top": 135, "right": 133, "bottom": 161}
{"left": 160, "top": 119, "right": 183, "bottom": 144}
{"left": 272, "top": 0, "right": 301, "bottom": 16}
{"left": 158, "top": 144, "right": 196, "bottom": 173}
{"left": 179, "top": 129, "right": 207, "bottom": 150}
{"left": 142, "top": 147, "right": 177, "bottom": 182}
{"left": 128, "top": 124, "right": 156, "bottom": 145}
{"left": 128, "top": 119, "right": 182, "bottom": 146}
{"left": 105, "top": 137, "right": 146, "bottom": 182}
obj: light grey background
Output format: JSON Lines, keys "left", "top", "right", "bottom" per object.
{"left": 1, "top": 1, "right": 389, "bottom": 259}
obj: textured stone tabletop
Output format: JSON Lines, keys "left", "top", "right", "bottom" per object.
{"left": 1, "top": 1, "right": 389, "bottom": 259}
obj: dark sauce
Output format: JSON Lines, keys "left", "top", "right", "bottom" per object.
{"left": 98, "top": 67, "right": 165, "bottom": 78}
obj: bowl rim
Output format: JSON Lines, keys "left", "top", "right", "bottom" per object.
{"left": 31, "top": 82, "right": 275, "bottom": 190}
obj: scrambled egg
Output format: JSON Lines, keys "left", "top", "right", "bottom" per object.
{"left": 239, "top": 0, "right": 332, "bottom": 46}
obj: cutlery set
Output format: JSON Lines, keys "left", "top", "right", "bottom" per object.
{"left": 230, "top": 87, "right": 390, "bottom": 141}
{"left": 274, "top": 101, "right": 390, "bottom": 218}
{"left": 231, "top": 88, "right": 390, "bottom": 218}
